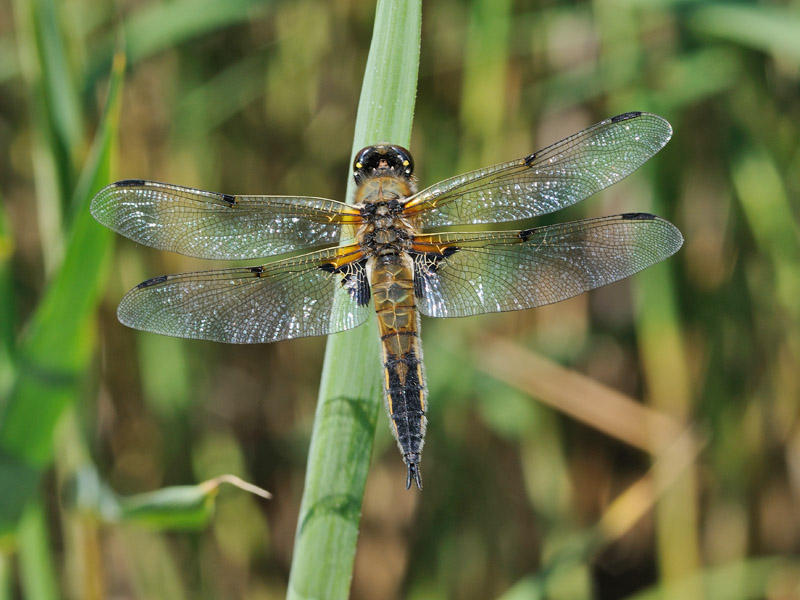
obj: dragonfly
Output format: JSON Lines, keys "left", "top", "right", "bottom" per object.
{"left": 92, "top": 111, "right": 683, "bottom": 490}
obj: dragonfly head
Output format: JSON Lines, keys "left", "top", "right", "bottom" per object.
{"left": 353, "top": 144, "right": 415, "bottom": 185}
{"left": 404, "top": 453, "right": 423, "bottom": 490}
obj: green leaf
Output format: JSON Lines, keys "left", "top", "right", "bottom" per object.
{"left": 287, "top": 1, "right": 421, "bottom": 598}
{"left": 67, "top": 468, "right": 270, "bottom": 532}
{"left": 0, "top": 52, "right": 126, "bottom": 537}
{"left": 118, "top": 476, "right": 269, "bottom": 531}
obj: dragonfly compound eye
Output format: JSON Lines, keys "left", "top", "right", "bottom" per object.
{"left": 353, "top": 144, "right": 415, "bottom": 182}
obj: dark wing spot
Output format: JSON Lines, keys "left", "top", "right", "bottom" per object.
{"left": 319, "top": 260, "right": 370, "bottom": 306}
{"left": 115, "top": 179, "right": 147, "bottom": 187}
{"left": 519, "top": 227, "right": 536, "bottom": 242}
{"left": 341, "top": 260, "right": 371, "bottom": 306}
{"left": 523, "top": 152, "right": 538, "bottom": 167}
{"left": 611, "top": 111, "right": 642, "bottom": 123}
{"left": 221, "top": 193, "right": 237, "bottom": 206}
{"left": 441, "top": 246, "right": 460, "bottom": 259}
{"left": 412, "top": 247, "right": 460, "bottom": 298}
{"left": 250, "top": 265, "right": 265, "bottom": 276}
{"left": 410, "top": 247, "right": 461, "bottom": 274}
{"left": 137, "top": 274, "right": 169, "bottom": 288}
{"left": 620, "top": 212, "right": 656, "bottom": 221}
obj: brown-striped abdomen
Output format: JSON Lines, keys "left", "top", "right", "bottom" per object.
{"left": 368, "top": 252, "right": 427, "bottom": 489}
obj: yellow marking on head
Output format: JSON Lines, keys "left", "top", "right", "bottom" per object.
{"left": 355, "top": 162, "right": 363, "bottom": 169}
{"left": 402, "top": 160, "right": 410, "bottom": 166}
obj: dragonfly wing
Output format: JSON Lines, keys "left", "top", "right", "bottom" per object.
{"left": 405, "top": 112, "right": 672, "bottom": 227}
{"left": 91, "top": 180, "right": 362, "bottom": 260}
{"left": 411, "top": 213, "right": 683, "bottom": 318}
{"left": 118, "top": 245, "right": 371, "bottom": 343}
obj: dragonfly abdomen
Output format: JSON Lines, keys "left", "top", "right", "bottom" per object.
{"left": 368, "top": 253, "right": 427, "bottom": 489}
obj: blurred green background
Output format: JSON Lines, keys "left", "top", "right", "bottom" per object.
{"left": 2, "top": 0, "right": 800, "bottom": 598}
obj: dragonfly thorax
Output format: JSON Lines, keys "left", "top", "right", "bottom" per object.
{"left": 355, "top": 174, "right": 418, "bottom": 256}
{"left": 357, "top": 207, "right": 414, "bottom": 255}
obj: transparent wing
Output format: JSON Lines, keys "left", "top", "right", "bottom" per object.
{"left": 118, "top": 245, "right": 371, "bottom": 343}
{"left": 404, "top": 112, "right": 672, "bottom": 227}
{"left": 411, "top": 213, "right": 683, "bottom": 318}
{"left": 91, "top": 180, "right": 362, "bottom": 260}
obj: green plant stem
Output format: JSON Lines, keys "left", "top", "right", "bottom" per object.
{"left": 286, "top": 1, "right": 420, "bottom": 598}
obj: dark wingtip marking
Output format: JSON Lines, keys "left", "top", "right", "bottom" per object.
{"left": 523, "top": 152, "right": 537, "bottom": 166}
{"left": 137, "top": 274, "right": 169, "bottom": 288}
{"left": 250, "top": 265, "right": 265, "bottom": 276}
{"left": 221, "top": 193, "right": 237, "bottom": 206}
{"left": 611, "top": 111, "right": 643, "bottom": 123}
{"left": 519, "top": 227, "right": 536, "bottom": 242}
{"left": 115, "top": 179, "right": 147, "bottom": 187}
{"left": 621, "top": 212, "right": 656, "bottom": 221}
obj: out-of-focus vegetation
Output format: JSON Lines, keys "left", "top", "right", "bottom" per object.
{"left": 1, "top": 0, "right": 800, "bottom": 598}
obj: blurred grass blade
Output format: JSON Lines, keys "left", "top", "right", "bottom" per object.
{"left": 175, "top": 53, "right": 268, "bottom": 140}
{"left": 0, "top": 197, "right": 13, "bottom": 399}
{"left": 627, "top": 556, "right": 800, "bottom": 600}
{"left": 0, "top": 551, "right": 8, "bottom": 600}
{"left": 17, "top": 504, "right": 58, "bottom": 600}
{"left": 287, "top": 1, "right": 420, "bottom": 598}
{"left": 125, "top": 0, "right": 266, "bottom": 63}
{"left": 12, "top": 0, "right": 86, "bottom": 273}
{"left": 458, "top": 0, "right": 512, "bottom": 166}
{"left": 87, "top": 0, "right": 270, "bottom": 84}
{"left": 732, "top": 147, "right": 800, "bottom": 317}
{"left": 498, "top": 430, "right": 702, "bottom": 600}
{"left": 501, "top": 556, "right": 800, "bottom": 600}
{"left": 0, "top": 52, "right": 125, "bottom": 538}
{"left": 13, "top": 0, "right": 85, "bottom": 197}
{"left": 470, "top": 335, "right": 684, "bottom": 453}
{"left": 688, "top": 4, "right": 800, "bottom": 62}
{"left": 0, "top": 36, "right": 19, "bottom": 84}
